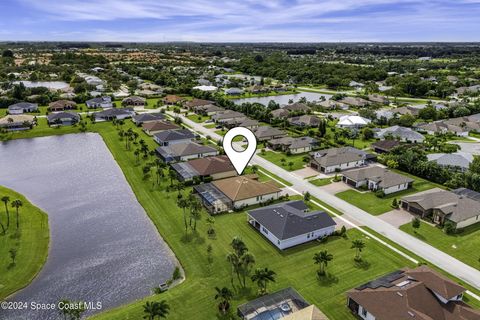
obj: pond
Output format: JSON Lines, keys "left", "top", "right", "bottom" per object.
{"left": 0, "top": 133, "right": 176, "bottom": 320}
{"left": 14, "top": 81, "right": 70, "bottom": 90}
{"left": 232, "top": 91, "right": 332, "bottom": 106}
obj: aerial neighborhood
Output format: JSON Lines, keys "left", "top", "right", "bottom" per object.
{"left": 1, "top": 41, "right": 480, "bottom": 320}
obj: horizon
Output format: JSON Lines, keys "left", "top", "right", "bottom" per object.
{"left": 1, "top": 0, "right": 480, "bottom": 42}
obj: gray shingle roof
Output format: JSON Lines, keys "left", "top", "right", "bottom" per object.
{"left": 153, "top": 129, "right": 195, "bottom": 142}
{"left": 132, "top": 112, "right": 164, "bottom": 123}
{"left": 248, "top": 200, "right": 336, "bottom": 240}
{"left": 427, "top": 152, "right": 473, "bottom": 170}
{"left": 376, "top": 126, "right": 425, "bottom": 142}
{"left": 310, "top": 147, "right": 367, "bottom": 167}
{"left": 156, "top": 142, "right": 216, "bottom": 158}
{"left": 343, "top": 166, "right": 414, "bottom": 189}
{"left": 47, "top": 112, "right": 80, "bottom": 122}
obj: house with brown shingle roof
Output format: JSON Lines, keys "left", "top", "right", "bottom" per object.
{"left": 142, "top": 120, "right": 180, "bottom": 135}
{"left": 185, "top": 98, "right": 214, "bottom": 110}
{"left": 194, "top": 175, "right": 281, "bottom": 213}
{"left": 122, "top": 96, "right": 146, "bottom": 106}
{"left": 347, "top": 266, "right": 480, "bottom": 320}
{"left": 170, "top": 155, "right": 237, "bottom": 181}
{"left": 253, "top": 126, "right": 287, "bottom": 141}
{"left": 162, "top": 95, "right": 184, "bottom": 105}
{"left": 288, "top": 115, "right": 322, "bottom": 127}
{"left": 155, "top": 142, "right": 218, "bottom": 163}
{"left": 48, "top": 100, "right": 77, "bottom": 112}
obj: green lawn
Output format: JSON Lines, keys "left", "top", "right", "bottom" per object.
{"left": 187, "top": 114, "right": 209, "bottom": 123}
{"left": 203, "top": 124, "right": 216, "bottom": 129}
{"left": 400, "top": 221, "right": 480, "bottom": 271}
{"left": 309, "top": 178, "right": 332, "bottom": 187}
{"left": 258, "top": 151, "right": 308, "bottom": 171}
{"left": 244, "top": 166, "right": 293, "bottom": 187}
{"left": 336, "top": 174, "right": 438, "bottom": 215}
{"left": 0, "top": 186, "right": 50, "bottom": 299}
{"left": 6, "top": 118, "right": 478, "bottom": 318}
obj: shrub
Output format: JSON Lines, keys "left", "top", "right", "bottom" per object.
{"left": 444, "top": 221, "right": 456, "bottom": 235}
{"left": 172, "top": 266, "right": 181, "bottom": 280}
{"left": 375, "top": 190, "right": 385, "bottom": 198}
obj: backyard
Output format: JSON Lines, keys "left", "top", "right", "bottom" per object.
{"left": 400, "top": 221, "right": 480, "bottom": 271}
{"left": 258, "top": 150, "right": 308, "bottom": 171}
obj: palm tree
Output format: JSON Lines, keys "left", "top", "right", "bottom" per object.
{"left": 214, "top": 287, "right": 233, "bottom": 315}
{"left": 240, "top": 252, "right": 256, "bottom": 287}
{"left": 143, "top": 300, "right": 169, "bottom": 319}
{"left": 143, "top": 301, "right": 157, "bottom": 320}
{"left": 226, "top": 252, "right": 240, "bottom": 287}
{"left": 11, "top": 199, "right": 23, "bottom": 230}
{"left": 351, "top": 240, "right": 366, "bottom": 261}
{"left": 177, "top": 198, "right": 189, "bottom": 234}
{"left": 2, "top": 196, "right": 10, "bottom": 228}
{"left": 231, "top": 237, "right": 247, "bottom": 256}
{"left": 251, "top": 267, "right": 276, "bottom": 295}
{"left": 188, "top": 196, "right": 202, "bottom": 231}
{"left": 313, "top": 250, "right": 333, "bottom": 276}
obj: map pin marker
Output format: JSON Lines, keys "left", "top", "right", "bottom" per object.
{"left": 223, "top": 127, "right": 257, "bottom": 175}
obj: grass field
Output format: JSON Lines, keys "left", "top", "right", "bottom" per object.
{"left": 5, "top": 118, "right": 478, "bottom": 319}
{"left": 0, "top": 186, "right": 49, "bottom": 299}
{"left": 187, "top": 114, "right": 209, "bottom": 123}
{"left": 309, "top": 178, "right": 332, "bottom": 187}
{"left": 400, "top": 221, "right": 480, "bottom": 271}
{"left": 336, "top": 174, "right": 438, "bottom": 215}
{"left": 258, "top": 151, "right": 308, "bottom": 171}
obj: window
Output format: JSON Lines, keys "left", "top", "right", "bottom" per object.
{"left": 361, "top": 307, "right": 368, "bottom": 317}
{"left": 262, "top": 227, "right": 268, "bottom": 235}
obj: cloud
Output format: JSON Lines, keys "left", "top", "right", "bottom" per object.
{"left": 5, "top": 0, "right": 480, "bottom": 41}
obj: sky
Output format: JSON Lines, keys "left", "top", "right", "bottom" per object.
{"left": 0, "top": 0, "right": 479, "bottom": 42}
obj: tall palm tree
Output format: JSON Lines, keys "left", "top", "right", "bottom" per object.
{"left": 153, "top": 300, "right": 170, "bottom": 319}
{"left": 230, "top": 237, "right": 247, "bottom": 256}
{"left": 251, "top": 267, "right": 276, "bottom": 295}
{"left": 188, "top": 196, "right": 202, "bottom": 231}
{"left": 11, "top": 199, "right": 23, "bottom": 230}
{"left": 240, "top": 252, "right": 256, "bottom": 287}
{"left": 176, "top": 198, "right": 189, "bottom": 234}
{"left": 1, "top": 196, "right": 10, "bottom": 228}
{"left": 214, "top": 287, "right": 233, "bottom": 315}
{"left": 313, "top": 250, "right": 333, "bottom": 276}
{"left": 351, "top": 240, "right": 366, "bottom": 261}
{"left": 226, "top": 252, "right": 239, "bottom": 288}
{"left": 143, "top": 301, "right": 157, "bottom": 320}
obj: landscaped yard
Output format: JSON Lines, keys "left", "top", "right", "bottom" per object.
{"left": 258, "top": 150, "right": 308, "bottom": 171}
{"left": 335, "top": 173, "right": 438, "bottom": 215}
{"left": 309, "top": 178, "right": 332, "bottom": 187}
{"left": 400, "top": 221, "right": 480, "bottom": 271}
{"left": 187, "top": 114, "right": 209, "bottom": 123}
{"left": 0, "top": 186, "right": 49, "bottom": 299}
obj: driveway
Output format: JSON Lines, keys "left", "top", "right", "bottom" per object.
{"left": 378, "top": 209, "right": 414, "bottom": 228}
{"left": 292, "top": 167, "right": 319, "bottom": 179}
{"left": 320, "top": 181, "right": 351, "bottom": 194}
{"left": 452, "top": 141, "right": 480, "bottom": 155}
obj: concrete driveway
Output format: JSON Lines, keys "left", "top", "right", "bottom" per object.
{"left": 292, "top": 167, "right": 319, "bottom": 179}
{"left": 321, "top": 181, "right": 351, "bottom": 194}
{"left": 378, "top": 209, "right": 414, "bottom": 228}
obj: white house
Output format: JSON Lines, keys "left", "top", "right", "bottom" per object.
{"left": 336, "top": 115, "right": 371, "bottom": 129}
{"left": 86, "top": 96, "right": 113, "bottom": 109}
{"left": 342, "top": 166, "right": 414, "bottom": 195}
{"left": 8, "top": 102, "right": 38, "bottom": 114}
{"left": 247, "top": 200, "right": 336, "bottom": 250}
{"left": 310, "top": 147, "right": 367, "bottom": 173}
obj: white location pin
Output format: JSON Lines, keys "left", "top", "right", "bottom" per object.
{"left": 223, "top": 127, "right": 257, "bottom": 175}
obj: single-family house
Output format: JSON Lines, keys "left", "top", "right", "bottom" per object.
{"left": 170, "top": 155, "right": 236, "bottom": 181}
{"left": 185, "top": 99, "right": 214, "bottom": 110}
{"left": 193, "top": 104, "right": 225, "bottom": 116}
{"left": 192, "top": 85, "right": 218, "bottom": 92}
{"left": 93, "top": 108, "right": 134, "bottom": 121}
{"left": 347, "top": 266, "right": 479, "bottom": 320}
{"left": 342, "top": 166, "right": 414, "bottom": 195}
{"left": 211, "top": 110, "right": 246, "bottom": 124}
{"left": 247, "top": 200, "right": 336, "bottom": 250}
{"left": 48, "top": 100, "right": 77, "bottom": 112}
{"left": 371, "top": 140, "right": 401, "bottom": 154}
{"left": 401, "top": 188, "right": 480, "bottom": 229}
{"left": 268, "top": 136, "right": 317, "bottom": 154}
{"left": 368, "top": 94, "right": 389, "bottom": 105}
{"left": 288, "top": 115, "right": 322, "bottom": 127}
{"left": 225, "top": 87, "right": 244, "bottom": 95}
{"left": 162, "top": 95, "right": 184, "bottom": 105}
{"left": 253, "top": 126, "right": 287, "bottom": 141}
{"left": 339, "top": 97, "right": 369, "bottom": 107}
{"left": 7, "top": 102, "right": 38, "bottom": 114}
{"left": 283, "top": 102, "right": 310, "bottom": 113}
{"left": 375, "top": 126, "right": 425, "bottom": 143}
{"left": 317, "top": 100, "right": 349, "bottom": 110}
{"left": 156, "top": 142, "right": 218, "bottom": 163}
{"left": 122, "top": 96, "right": 146, "bottom": 106}
{"left": 336, "top": 115, "right": 371, "bottom": 129}
{"left": 0, "top": 114, "right": 35, "bottom": 131}
{"left": 427, "top": 152, "right": 473, "bottom": 172}
{"left": 153, "top": 129, "right": 195, "bottom": 146}
{"left": 270, "top": 108, "right": 290, "bottom": 119}
{"left": 47, "top": 112, "right": 80, "bottom": 126}
{"left": 310, "top": 147, "right": 367, "bottom": 173}
{"left": 142, "top": 120, "right": 180, "bottom": 136}
{"left": 415, "top": 121, "right": 469, "bottom": 137}
{"left": 86, "top": 96, "right": 113, "bottom": 109}
{"left": 194, "top": 175, "right": 281, "bottom": 214}
{"left": 132, "top": 112, "right": 165, "bottom": 125}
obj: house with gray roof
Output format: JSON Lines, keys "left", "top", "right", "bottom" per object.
{"left": 86, "top": 96, "right": 113, "bottom": 109}
{"left": 415, "top": 121, "right": 469, "bottom": 137}
{"left": 288, "top": 115, "right": 322, "bottom": 127}
{"left": 375, "top": 125, "right": 425, "bottom": 143}
{"left": 224, "top": 87, "right": 244, "bottom": 95}
{"left": 247, "top": 200, "right": 336, "bottom": 250}
{"left": 283, "top": 102, "right": 310, "bottom": 113}
{"left": 8, "top": 102, "right": 38, "bottom": 115}
{"left": 132, "top": 112, "right": 165, "bottom": 125}
{"left": 427, "top": 152, "right": 473, "bottom": 172}
{"left": 268, "top": 136, "right": 317, "bottom": 154}
{"left": 401, "top": 188, "right": 480, "bottom": 229}
{"left": 252, "top": 126, "right": 287, "bottom": 141}
{"left": 211, "top": 110, "right": 246, "bottom": 124}
{"left": 270, "top": 108, "right": 290, "bottom": 119}
{"left": 156, "top": 142, "right": 218, "bottom": 163}
{"left": 93, "top": 108, "right": 134, "bottom": 121}
{"left": 153, "top": 129, "right": 195, "bottom": 146}
{"left": 47, "top": 112, "right": 80, "bottom": 126}
{"left": 342, "top": 166, "right": 414, "bottom": 195}
{"left": 310, "top": 147, "right": 368, "bottom": 173}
